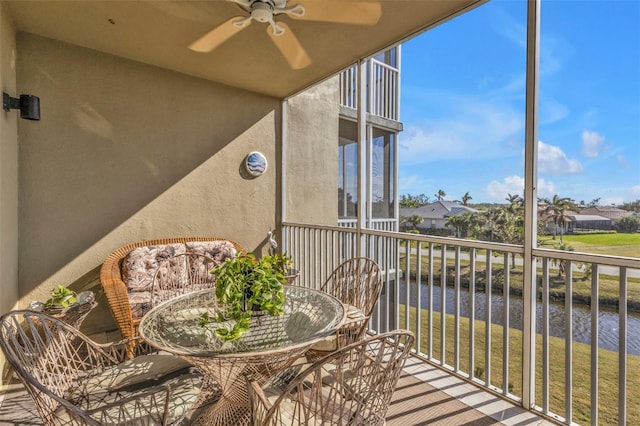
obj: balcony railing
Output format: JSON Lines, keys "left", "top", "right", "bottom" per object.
{"left": 282, "top": 222, "right": 639, "bottom": 426}
{"left": 338, "top": 218, "right": 397, "bottom": 232}
{"left": 339, "top": 58, "right": 400, "bottom": 122}
{"left": 339, "top": 65, "right": 358, "bottom": 110}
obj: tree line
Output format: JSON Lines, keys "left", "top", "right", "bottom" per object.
{"left": 400, "top": 192, "right": 640, "bottom": 242}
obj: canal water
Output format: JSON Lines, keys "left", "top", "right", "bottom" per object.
{"left": 399, "top": 281, "right": 640, "bottom": 356}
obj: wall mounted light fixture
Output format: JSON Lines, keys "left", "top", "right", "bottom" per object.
{"left": 3, "top": 92, "right": 40, "bottom": 121}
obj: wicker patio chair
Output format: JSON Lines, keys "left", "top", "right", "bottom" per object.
{"left": 0, "top": 310, "right": 202, "bottom": 426}
{"left": 100, "top": 237, "right": 246, "bottom": 340}
{"left": 249, "top": 330, "right": 415, "bottom": 425}
{"left": 306, "top": 257, "right": 384, "bottom": 360}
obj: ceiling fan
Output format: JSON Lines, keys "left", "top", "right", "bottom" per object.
{"left": 189, "top": 0, "right": 382, "bottom": 70}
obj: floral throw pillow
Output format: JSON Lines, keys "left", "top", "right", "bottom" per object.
{"left": 124, "top": 244, "right": 186, "bottom": 292}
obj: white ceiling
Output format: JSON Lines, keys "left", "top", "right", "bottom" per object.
{"left": 5, "top": 0, "right": 485, "bottom": 98}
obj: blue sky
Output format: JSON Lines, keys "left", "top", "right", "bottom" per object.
{"left": 398, "top": 0, "right": 640, "bottom": 205}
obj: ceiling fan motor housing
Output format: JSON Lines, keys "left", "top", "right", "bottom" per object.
{"left": 250, "top": 2, "right": 274, "bottom": 23}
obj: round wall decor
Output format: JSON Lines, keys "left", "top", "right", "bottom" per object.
{"left": 245, "top": 151, "right": 267, "bottom": 176}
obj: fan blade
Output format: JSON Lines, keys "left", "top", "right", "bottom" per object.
{"left": 267, "top": 22, "right": 311, "bottom": 70}
{"left": 292, "top": 1, "right": 381, "bottom": 25}
{"left": 189, "top": 17, "right": 250, "bottom": 52}
{"left": 228, "top": 0, "right": 251, "bottom": 7}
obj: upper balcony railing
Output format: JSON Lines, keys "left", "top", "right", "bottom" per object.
{"left": 338, "top": 218, "right": 397, "bottom": 232}
{"left": 282, "top": 221, "right": 639, "bottom": 426}
{"left": 339, "top": 58, "right": 400, "bottom": 122}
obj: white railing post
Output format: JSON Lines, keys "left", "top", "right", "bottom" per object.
{"left": 619, "top": 266, "right": 628, "bottom": 426}
{"left": 396, "top": 45, "right": 402, "bottom": 121}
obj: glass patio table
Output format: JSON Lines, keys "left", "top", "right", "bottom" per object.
{"left": 139, "top": 285, "right": 345, "bottom": 425}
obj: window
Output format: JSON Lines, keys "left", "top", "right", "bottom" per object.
{"left": 371, "top": 128, "right": 395, "bottom": 219}
{"left": 338, "top": 119, "right": 397, "bottom": 222}
{"left": 338, "top": 120, "right": 358, "bottom": 218}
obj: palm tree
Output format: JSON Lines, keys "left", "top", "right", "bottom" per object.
{"left": 461, "top": 192, "right": 472, "bottom": 206}
{"left": 505, "top": 193, "right": 523, "bottom": 213}
{"left": 435, "top": 189, "right": 446, "bottom": 201}
{"left": 445, "top": 214, "right": 465, "bottom": 238}
{"left": 446, "top": 212, "right": 477, "bottom": 238}
{"left": 399, "top": 194, "right": 429, "bottom": 208}
{"left": 543, "top": 194, "right": 573, "bottom": 243}
{"left": 406, "top": 215, "right": 424, "bottom": 230}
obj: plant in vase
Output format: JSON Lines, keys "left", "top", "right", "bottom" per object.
{"left": 44, "top": 285, "right": 78, "bottom": 311}
{"left": 205, "top": 253, "right": 289, "bottom": 341}
{"left": 277, "top": 253, "right": 300, "bottom": 284}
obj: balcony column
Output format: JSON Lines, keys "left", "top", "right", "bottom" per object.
{"left": 280, "top": 99, "right": 288, "bottom": 226}
{"left": 522, "top": 0, "right": 541, "bottom": 409}
{"left": 356, "top": 58, "right": 367, "bottom": 255}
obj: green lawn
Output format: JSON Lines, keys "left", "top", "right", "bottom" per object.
{"left": 401, "top": 305, "right": 639, "bottom": 425}
{"left": 540, "top": 233, "right": 640, "bottom": 258}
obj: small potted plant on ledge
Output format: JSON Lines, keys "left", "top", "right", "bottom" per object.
{"left": 205, "top": 253, "right": 290, "bottom": 341}
{"left": 44, "top": 285, "right": 79, "bottom": 311}
{"left": 278, "top": 254, "right": 300, "bottom": 285}
{"left": 29, "top": 285, "right": 97, "bottom": 328}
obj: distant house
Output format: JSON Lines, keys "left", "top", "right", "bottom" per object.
{"left": 566, "top": 214, "right": 614, "bottom": 232}
{"left": 400, "top": 200, "right": 478, "bottom": 230}
{"left": 539, "top": 208, "right": 614, "bottom": 234}
{"left": 580, "top": 206, "right": 633, "bottom": 221}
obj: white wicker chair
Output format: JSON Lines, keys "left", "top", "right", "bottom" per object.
{"left": 306, "top": 257, "right": 384, "bottom": 360}
{"left": 0, "top": 310, "right": 202, "bottom": 425}
{"left": 249, "top": 330, "right": 415, "bottom": 425}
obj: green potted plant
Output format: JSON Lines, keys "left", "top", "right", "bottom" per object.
{"left": 205, "top": 253, "right": 290, "bottom": 341}
{"left": 278, "top": 254, "right": 300, "bottom": 284}
{"left": 44, "top": 285, "right": 78, "bottom": 311}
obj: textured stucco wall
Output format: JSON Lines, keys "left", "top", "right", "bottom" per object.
{"left": 285, "top": 77, "right": 339, "bottom": 225}
{"left": 15, "top": 33, "right": 283, "bottom": 314}
{"left": 0, "top": 28, "right": 339, "bottom": 343}
{"left": 0, "top": 2, "right": 18, "bottom": 318}
{"left": 0, "top": 1, "right": 18, "bottom": 385}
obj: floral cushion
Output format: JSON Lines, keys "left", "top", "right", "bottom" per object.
{"left": 185, "top": 241, "right": 237, "bottom": 282}
{"left": 185, "top": 241, "right": 237, "bottom": 262}
{"left": 124, "top": 244, "right": 186, "bottom": 292}
{"left": 128, "top": 291, "right": 152, "bottom": 319}
{"left": 123, "top": 241, "right": 238, "bottom": 319}
{"left": 153, "top": 256, "right": 189, "bottom": 291}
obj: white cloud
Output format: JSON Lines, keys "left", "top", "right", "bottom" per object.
{"left": 399, "top": 97, "right": 522, "bottom": 165}
{"left": 538, "top": 141, "right": 584, "bottom": 175}
{"left": 617, "top": 155, "right": 631, "bottom": 168}
{"left": 540, "top": 97, "right": 570, "bottom": 125}
{"left": 539, "top": 30, "right": 571, "bottom": 76}
{"left": 486, "top": 175, "right": 524, "bottom": 201}
{"left": 603, "top": 196, "right": 624, "bottom": 206}
{"left": 494, "top": 9, "right": 526, "bottom": 49}
{"left": 581, "top": 130, "right": 605, "bottom": 158}
{"left": 537, "top": 178, "right": 556, "bottom": 198}
{"left": 597, "top": 187, "right": 640, "bottom": 206}
{"left": 485, "top": 175, "right": 556, "bottom": 202}
{"left": 399, "top": 174, "right": 435, "bottom": 195}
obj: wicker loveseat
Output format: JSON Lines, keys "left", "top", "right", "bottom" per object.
{"left": 100, "top": 237, "right": 246, "bottom": 340}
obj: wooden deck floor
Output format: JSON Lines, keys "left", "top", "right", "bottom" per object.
{"left": 0, "top": 355, "right": 555, "bottom": 425}
{"left": 387, "top": 357, "right": 554, "bottom": 425}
